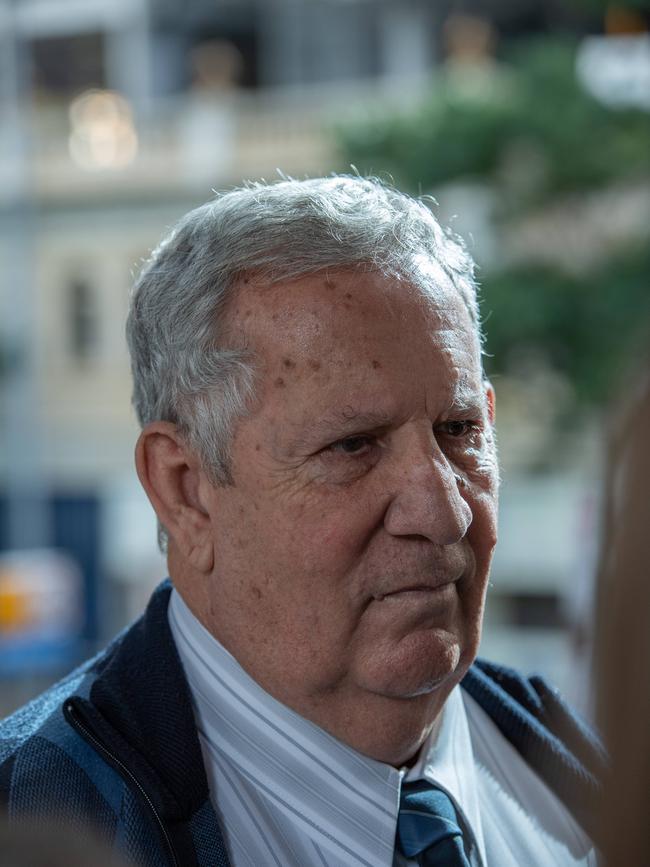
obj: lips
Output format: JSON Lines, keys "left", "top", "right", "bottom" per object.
{"left": 367, "top": 544, "right": 472, "bottom": 602}
{"left": 373, "top": 577, "right": 459, "bottom": 602}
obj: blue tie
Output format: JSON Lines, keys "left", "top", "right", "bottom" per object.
{"left": 397, "top": 780, "right": 471, "bottom": 866}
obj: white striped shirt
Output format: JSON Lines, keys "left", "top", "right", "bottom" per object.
{"left": 169, "top": 588, "right": 597, "bottom": 867}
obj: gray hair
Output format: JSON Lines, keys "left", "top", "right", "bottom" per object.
{"left": 126, "top": 175, "right": 480, "bottom": 545}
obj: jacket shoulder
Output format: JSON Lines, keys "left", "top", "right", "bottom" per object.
{"left": 0, "top": 646, "right": 127, "bottom": 829}
{"left": 0, "top": 585, "right": 202, "bottom": 866}
{"left": 462, "top": 656, "right": 606, "bottom": 847}
{"left": 1, "top": 656, "right": 96, "bottom": 760}
{"left": 465, "top": 657, "right": 605, "bottom": 770}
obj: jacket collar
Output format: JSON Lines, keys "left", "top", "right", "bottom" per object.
{"left": 462, "top": 659, "right": 605, "bottom": 847}
{"left": 71, "top": 580, "right": 208, "bottom": 822}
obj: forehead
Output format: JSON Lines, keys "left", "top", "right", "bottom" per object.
{"left": 227, "top": 268, "right": 482, "bottom": 413}
{"left": 231, "top": 267, "right": 474, "bottom": 340}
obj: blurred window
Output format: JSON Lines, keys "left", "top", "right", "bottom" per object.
{"left": 30, "top": 32, "right": 106, "bottom": 97}
{"left": 506, "top": 592, "right": 564, "bottom": 629}
{"left": 189, "top": 32, "right": 257, "bottom": 90}
{"left": 68, "top": 278, "right": 97, "bottom": 362}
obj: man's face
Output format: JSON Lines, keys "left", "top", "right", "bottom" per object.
{"left": 193, "top": 269, "right": 498, "bottom": 733}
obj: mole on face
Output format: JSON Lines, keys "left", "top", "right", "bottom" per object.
{"left": 283, "top": 358, "right": 296, "bottom": 370}
{"left": 274, "top": 377, "right": 285, "bottom": 388}
{"left": 371, "top": 359, "right": 381, "bottom": 369}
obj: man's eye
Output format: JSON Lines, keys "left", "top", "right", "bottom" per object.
{"left": 441, "top": 420, "right": 478, "bottom": 438}
{"left": 329, "top": 435, "right": 373, "bottom": 455}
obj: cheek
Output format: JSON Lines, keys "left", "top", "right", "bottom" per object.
{"left": 231, "top": 494, "right": 361, "bottom": 586}
{"left": 309, "top": 491, "right": 386, "bottom": 563}
{"left": 259, "top": 501, "right": 383, "bottom": 611}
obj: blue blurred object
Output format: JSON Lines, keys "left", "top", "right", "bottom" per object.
{"left": 0, "top": 548, "right": 83, "bottom": 677}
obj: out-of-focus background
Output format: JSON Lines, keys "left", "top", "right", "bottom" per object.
{"left": 1, "top": 0, "right": 648, "bottom": 719}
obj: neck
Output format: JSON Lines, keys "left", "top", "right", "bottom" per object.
{"left": 284, "top": 681, "right": 453, "bottom": 767}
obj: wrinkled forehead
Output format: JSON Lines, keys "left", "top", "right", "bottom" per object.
{"left": 226, "top": 262, "right": 477, "bottom": 345}
{"left": 225, "top": 268, "right": 483, "bottom": 409}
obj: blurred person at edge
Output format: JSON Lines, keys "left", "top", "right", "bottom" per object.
{"left": 0, "top": 817, "right": 134, "bottom": 867}
{"left": 0, "top": 177, "right": 605, "bottom": 866}
{"left": 593, "top": 370, "right": 650, "bottom": 867}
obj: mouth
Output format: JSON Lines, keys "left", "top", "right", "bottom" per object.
{"left": 373, "top": 580, "right": 457, "bottom": 602}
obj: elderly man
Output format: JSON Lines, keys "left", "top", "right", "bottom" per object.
{"left": 1, "top": 177, "right": 602, "bottom": 866}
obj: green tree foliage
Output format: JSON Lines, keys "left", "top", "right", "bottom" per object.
{"left": 340, "top": 38, "right": 649, "bottom": 207}
{"left": 339, "top": 37, "right": 650, "bottom": 408}
{"left": 480, "top": 245, "right": 650, "bottom": 407}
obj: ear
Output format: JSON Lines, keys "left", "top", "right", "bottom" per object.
{"left": 484, "top": 380, "right": 496, "bottom": 425}
{"left": 135, "top": 422, "right": 215, "bottom": 574}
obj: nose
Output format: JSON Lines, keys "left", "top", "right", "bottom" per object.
{"left": 383, "top": 441, "right": 472, "bottom": 546}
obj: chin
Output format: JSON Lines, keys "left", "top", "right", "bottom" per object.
{"left": 365, "top": 628, "right": 466, "bottom": 700}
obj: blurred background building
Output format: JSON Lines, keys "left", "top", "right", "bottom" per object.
{"left": 1, "top": 0, "right": 649, "bottom": 716}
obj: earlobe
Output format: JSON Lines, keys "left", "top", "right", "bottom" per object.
{"left": 135, "top": 423, "right": 215, "bottom": 574}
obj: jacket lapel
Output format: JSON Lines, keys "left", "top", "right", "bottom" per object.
{"left": 461, "top": 659, "right": 605, "bottom": 847}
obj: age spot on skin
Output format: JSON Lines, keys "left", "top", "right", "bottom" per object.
{"left": 274, "top": 377, "right": 285, "bottom": 388}
{"left": 283, "top": 358, "right": 296, "bottom": 369}
{"left": 372, "top": 359, "right": 381, "bottom": 369}
{"left": 308, "top": 360, "right": 321, "bottom": 371}
{"left": 345, "top": 292, "right": 352, "bottom": 300}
